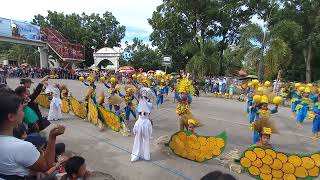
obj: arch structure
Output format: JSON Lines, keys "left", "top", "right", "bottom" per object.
{"left": 93, "top": 47, "right": 121, "bottom": 70}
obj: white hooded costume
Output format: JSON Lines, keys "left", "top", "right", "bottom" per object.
{"left": 131, "top": 98, "right": 153, "bottom": 162}
{"left": 45, "top": 85, "right": 62, "bottom": 121}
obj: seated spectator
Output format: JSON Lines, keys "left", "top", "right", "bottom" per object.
{"left": 55, "top": 143, "right": 66, "bottom": 162}
{"left": 201, "top": 171, "right": 236, "bottom": 180}
{"left": 15, "top": 86, "right": 40, "bottom": 133}
{"left": 13, "top": 123, "right": 28, "bottom": 139}
{"left": 25, "top": 133, "right": 47, "bottom": 153}
{"left": 61, "top": 156, "right": 89, "bottom": 180}
{"left": 0, "top": 91, "right": 65, "bottom": 180}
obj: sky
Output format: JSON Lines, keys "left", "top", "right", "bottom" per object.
{"left": 0, "top": 0, "right": 265, "bottom": 48}
{"left": 0, "top": 0, "right": 163, "bottom": 47}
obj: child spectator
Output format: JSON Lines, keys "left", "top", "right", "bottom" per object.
{"left": 13, "top": 124, "right": 28, "bottom": 139}
{"left": 61, "top": 156, "right": 89, "bottom": 180}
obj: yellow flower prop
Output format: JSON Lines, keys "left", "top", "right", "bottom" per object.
{"left": 308, "top": 113, "right": 316, "bottom": 121}
{"left": 36, "top": 94, "right": 50, "bottom": 109}
{"left": 88, "top": 98, "right": 99, "bottom": 126}
{"left": 168, "top": 131, "right": 227, "bottom": 162}
{"left": 238, "top": 147, "right": 320, "bottom": 180}
{"left": 98, "top": 106, "right": 121, "bottom": 132}
{"left": 177, "top": 78, "right": 194, "bottom": 95}
{"left": 176, "top": 103, "right": 191, "bottom": 115}
{"left": 70, "top": 96, "right": 87, "bottom": 119}
{"left": 61, "top": 98, "right": 70, "bottom": 113}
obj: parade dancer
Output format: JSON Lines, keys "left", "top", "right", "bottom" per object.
{"left": 290, "top": 83, "right": 302, "bottom": 118}
{"left": 296, "top": 88, "right": 312, "bottom": 127}
{"left": 104, "top": 77, "right": 123, "bottom": 111}
{"left": 252, "top": 117, "right": 279, "bottom": 149}
{"left": 124, "top": 87, "right": 137, "bottom": 121}
{"left": 252, "top": 96, "right": 278, "bottom": 144}
{"left": 131, "top": 95, "right": 153, "bottom": 162}
{"left": 156, "top": 79, "right": 166, "bottom": 107}
{"left": 80, "top": 75, "right": 97, "bottom": 104}
{"left": 311, "top": 96, "right": 320, "bottom": 140}
{"left": 45, "top": 83, "right": 62, "bottom": 121}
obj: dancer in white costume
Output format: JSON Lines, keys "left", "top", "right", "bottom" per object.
{"left": 131, "top": 96, "right": 153, "bottom": 162}
{"left": 45, "top": 84, "right": 62, "bottom": 121}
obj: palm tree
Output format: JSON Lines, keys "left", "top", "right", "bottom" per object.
{"left": 239, "top": 23, "right": 291, "bottom": 80}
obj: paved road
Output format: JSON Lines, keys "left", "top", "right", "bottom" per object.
{"left": 7, "top": 78, "right": 320, "bottom": 180}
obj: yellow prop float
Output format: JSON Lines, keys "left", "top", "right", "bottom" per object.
{"left": 168, "top": 131, "right": 227, "bottom": 162}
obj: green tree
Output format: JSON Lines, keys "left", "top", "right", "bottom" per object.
{"left": 268, "top": 0, "right": 320, "bottom": 82}
{"left": 124, "top": 38, "right": 162, "bottom": 71}
{"left": 32, "top": 11, "right": 126, "bottom": 66}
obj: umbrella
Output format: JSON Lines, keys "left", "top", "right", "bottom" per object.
{"left": 119, "top": 66, "right": 134, "bottom": 71}
{"left": 238, "top": 75, "right": 258, "bottom": 80}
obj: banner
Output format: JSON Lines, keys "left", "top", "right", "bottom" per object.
{"left": 0, "top": 17, "right": 12, "bottom": 37}
{"left": 12, "top": 20, "right": 40, "bottom": 41}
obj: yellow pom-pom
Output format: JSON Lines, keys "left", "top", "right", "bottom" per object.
{"left": 110, "top": 77, "right": 117, "bottom": 84}
{"left": 100, "top": 76, "right": 106, "bottom": 82}
{"left": 79, "top": 77, "right": 84, "bottom": 82}
{"left": 298, "top": 86, "right": 305, "bottom": 92}
{"left": 132, "top": 74, "right": 137, "bottom": 79}
{"left": 253, "top": 95, "right": 262, "bottom": 104}
{"left": 307, "top": 83, "right": 313, "bottom": 87}
{"left": 295, "top": 83, "right": 301, "bottom": 88}
{"left": 273, "top": 96, "right": 282, "bottom": 105}
{"left": 257, "top": 86, "right": 263, "bottom": 92}
{"left": 264, "top": 81, "right": 271, "bottom": 87}
{"left": 248, "top": 82, "right": 253, "bottom": 88}
{"left": 252, "top": 79, "right": 259, "bottom": 86}
{"left": 115, "top": 85, "right": 120, "bottom": 91}
{"left": 261, "top": 95, "right": 269, "bottom": 103}
{"left": 304, "top": 87, "right": 311, "bottom": 93}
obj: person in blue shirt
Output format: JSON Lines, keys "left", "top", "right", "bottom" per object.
{"left": 252, "top": 98, "right": 278, "bottom": 144}
{"left": 156, "top": 80, "right": 166, "bottom": 107}
{"left": 290, "top": 84, "right": 302, "bottom": 118}
{"left": 246, "top": 92, "right": 253, "bottom": 114}
{"left": 312, "top": 98, "right": 320, "bottom": 140}
{"left": 296, "top": 89, "right": 312, "bottom": 127}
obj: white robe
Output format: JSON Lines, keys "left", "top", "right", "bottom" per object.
{"left": 131, "top": 115, "right": 153, "bottom": 162}
{"left": 45, "top": 85, "right": 62, "bottom": 120}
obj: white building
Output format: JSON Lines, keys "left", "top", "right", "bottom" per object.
{"left": 93, "top": 47, "right": 121, "bottom": 70}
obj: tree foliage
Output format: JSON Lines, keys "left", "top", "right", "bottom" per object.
{"left": 123, "top": 38, "right": 162, "bottom": 71}
{"left": 32, "top": 11, "right": 126, "bottom": 66}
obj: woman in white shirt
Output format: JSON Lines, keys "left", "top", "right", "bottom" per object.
{"left": 0, "top": 90, "right": 65, "bottom": 180}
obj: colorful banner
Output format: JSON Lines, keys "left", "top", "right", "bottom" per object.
{"left": 0, "top": 17, "right": 12, "bottom": 37}
{"left": 11, "top": 20, "right": 40, "bottom": 41}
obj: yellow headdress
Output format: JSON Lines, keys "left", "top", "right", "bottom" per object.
{"left": 97, "top": 92, "right": 105, "bottom": 105}
{"left": 108, "top": 95, "right": 123, "bottom": 106}
{"left": 188, "top": 119, "right": 197, "bottom": 126}
{"left": 253, "top": 117, "right": 279, "bottom": 135}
